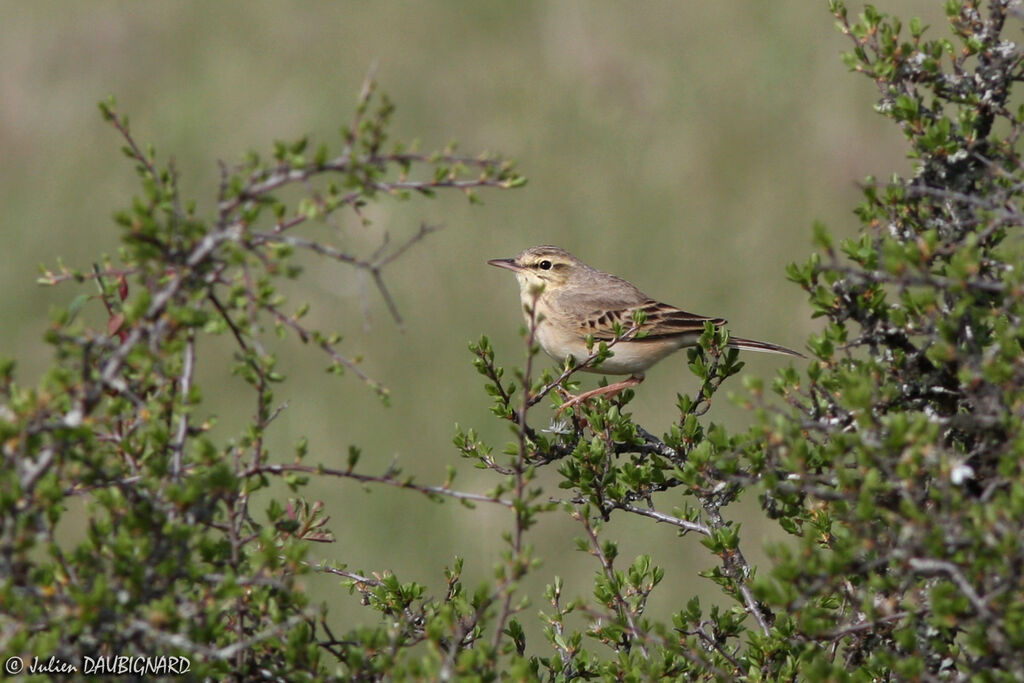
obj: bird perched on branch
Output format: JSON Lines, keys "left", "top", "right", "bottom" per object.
{"left": 488, "top": 245, "right": 803, "bottom": 410}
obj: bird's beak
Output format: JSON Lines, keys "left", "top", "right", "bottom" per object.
{"left": 487, "top": 257, "right": 523, "bottom": 272}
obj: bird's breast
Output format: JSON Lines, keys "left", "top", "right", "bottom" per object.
{"left": 533, "top": 318, "right": 691, "bottom": 376}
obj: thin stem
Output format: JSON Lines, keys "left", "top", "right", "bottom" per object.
{"left": 491, "top": 289, "right": 543, "bottom": 652}
{"left": 575, "top": 508, "right": 649, "bottom": 658}
{"left": 528, "top": 323, "right": 641, "bottom": 408}
{"left": 248, "top": 463, "right": 515, "bottom": 509}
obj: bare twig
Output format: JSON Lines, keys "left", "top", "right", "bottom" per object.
{"left": 170, "top": 332, "right": 195, "bottom": 480}
{"left": 601, "top": 501, "right": 711, "bottom": 536}
{"left": 702, "top": 504, "right": 772, "bottom": 637}
{"left": 907, "top": 557, "right": 993, "bottom": 618}
{"left": 248, "top": 462, "right": 515, "bottom": 509}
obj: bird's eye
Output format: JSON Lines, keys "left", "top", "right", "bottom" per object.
{"left": 539, "top": 260, "right": 552, "bottom": 270}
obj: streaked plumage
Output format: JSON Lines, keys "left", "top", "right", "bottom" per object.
{"left": 488, "top": 245, "right": 802, "bottom": 382}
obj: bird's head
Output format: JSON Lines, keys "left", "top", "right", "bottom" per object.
{"left": 487, "top": 245, "right": 581, "bottom": 294}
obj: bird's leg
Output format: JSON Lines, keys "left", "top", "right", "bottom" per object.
{"left": 554, "top": 385, "right": 576, "bottom": 403}
{"left": 556, "top": 374, "right": 645, "bottom": 414}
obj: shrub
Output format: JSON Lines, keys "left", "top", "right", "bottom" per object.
{"left": 4, "top": 2, "right": 1024, "bottom": 680}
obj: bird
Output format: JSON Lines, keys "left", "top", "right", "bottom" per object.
{"left": 487, "top": 245, "right": 803, "bottom": 411}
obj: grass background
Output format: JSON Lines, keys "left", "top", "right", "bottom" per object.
{"left": 1, "top": 1, "right": 941, "bottom": 642}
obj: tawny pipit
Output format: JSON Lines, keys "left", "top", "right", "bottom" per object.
{"left": 488, "top": 245, "right": 803, "bottom": 410}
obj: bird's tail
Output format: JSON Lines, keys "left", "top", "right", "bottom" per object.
{"left": 727, "top": 336, "right": 805, "bottom": 358}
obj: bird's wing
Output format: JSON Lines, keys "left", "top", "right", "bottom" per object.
{"left": 576, "top": 299, "right": 725, "bottom": 341}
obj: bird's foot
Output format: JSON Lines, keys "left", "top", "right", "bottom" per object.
{"left": 555, "top": 375, "right": 644, "bottom": 415}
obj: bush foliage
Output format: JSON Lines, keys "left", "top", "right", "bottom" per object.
{"left": 3, "top": 1, "right": 1024, "bottom": 680}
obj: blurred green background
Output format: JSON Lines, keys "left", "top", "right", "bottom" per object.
{"left": 2, "top": 1, "right": 940, "bottom": 638}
